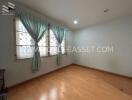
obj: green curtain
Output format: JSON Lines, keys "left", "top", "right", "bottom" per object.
{"left": 16, "top": 9, "right": 48, "bottom": 72}
{"left": 51, "top": 25, "right": 65, "bottom": 65}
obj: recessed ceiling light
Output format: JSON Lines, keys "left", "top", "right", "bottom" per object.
{"left": 104, "top": 9, "right": 110, "bottom": 13}
{"left": 74, "top": 20, "right": 78, "bottom": 24}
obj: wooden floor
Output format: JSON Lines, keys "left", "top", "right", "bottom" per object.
{"left": 7, "top": 65, "right": 132, "bottom": 100}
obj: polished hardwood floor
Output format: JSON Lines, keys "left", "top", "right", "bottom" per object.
{"left": 7, "top": 65, "right": 132, "bottom": 100}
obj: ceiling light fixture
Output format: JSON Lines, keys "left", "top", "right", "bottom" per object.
{"left": 104, "top": 9, "right": 110, "bottom": 13}
{"left": 74, "top": 20, "right": 78, "bottom": 24}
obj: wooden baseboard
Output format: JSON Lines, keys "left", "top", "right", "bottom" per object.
{"left": 72, "top": 64, "right": 132, "bottom": 79}
{"left": 7, "top": 64, "right": 72, "bottom": 90}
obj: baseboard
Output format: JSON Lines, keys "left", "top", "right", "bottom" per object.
{"left": 72, "top": 64, "right": 132, "bottom": 79}
{"left": 7, "top": 64, "right": 72, "bottom": 90}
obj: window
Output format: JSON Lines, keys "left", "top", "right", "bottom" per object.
{"left": 49, "top": 30, "right": 66, "bottom": 55}
{"left": 49, "top": 30, "right": 58, "bottom": 55}
{"left": 38, "top": 32, "right": 48, "bottom": 56}
{"left": 16, "top": 18, "right": 34, "bottom": 59}
{"left": 16, "top": 18, "right": 66, "bottom": 59}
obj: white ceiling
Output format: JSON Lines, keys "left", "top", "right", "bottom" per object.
{"left": 13, "top": 0, "right": 132, "bottom": 30}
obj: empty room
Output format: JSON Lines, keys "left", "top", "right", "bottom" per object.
{"left": 0, "top": 0, "right": 132, "bottom": 100}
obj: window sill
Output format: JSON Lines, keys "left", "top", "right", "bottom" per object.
{"left": 15, "top": 53, "right": 67, "bottom": 61}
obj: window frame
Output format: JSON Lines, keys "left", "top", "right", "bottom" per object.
{"left": 14, "top": 17, "right": 67, "bottom": 60}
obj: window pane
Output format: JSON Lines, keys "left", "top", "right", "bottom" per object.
{"left": 61, "top": 46, "right": 65, "bottom": 54}
{"left": 16, "top": 18, "right": 35, "bottom": 59}
{"left": 16, "top": 46, "right": 34, "bottom": 59}
{"left": 16, "top": 32, "right": 34, "bottom": 45}
{"left": 50, "top": 30, "right": 58, "bottom": 47}
{"left": 39, "top": 47, "right": 48, "bottom": 56}
{"left": 16, "top": 18, "right": 28, "bottom": 33}
{"left": 16, "top": 19, "right": 34, "bottom": 46}
{"left": 61, "top": 38, "right": 65, "bottom": 47}
{"left": 61, "top": 38, "right": 65, "bottom": 54}
{"left": 50, "top": 47, "right": 58, "bottom": 55}
{"left": 50, "top": 30, "right": 58, "bottom": 55}
{"left": 38, "top": 32, "right": 48, "bottom": 56}
{"left": 38, "top": 32, "right": 48, "bottom": 46}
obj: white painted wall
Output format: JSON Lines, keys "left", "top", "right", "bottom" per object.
{"left": 73, "top": 16, "right": 132, "bottom": 77}
{"left": 0, "top": 4, "right": 73, "bottom": 87}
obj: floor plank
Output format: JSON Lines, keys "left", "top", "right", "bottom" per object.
{"left": 7, "top": 65, "right": 132, "bottom": 100}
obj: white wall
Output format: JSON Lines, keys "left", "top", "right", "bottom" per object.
{"left": 73, "top": 16, "right": 132, "bottom": 77}
{"left": 0, "top": 4, "right": 73, "bottom": 87}
{"left": 1, "top": 1, "right": 132, "bottom": 88}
